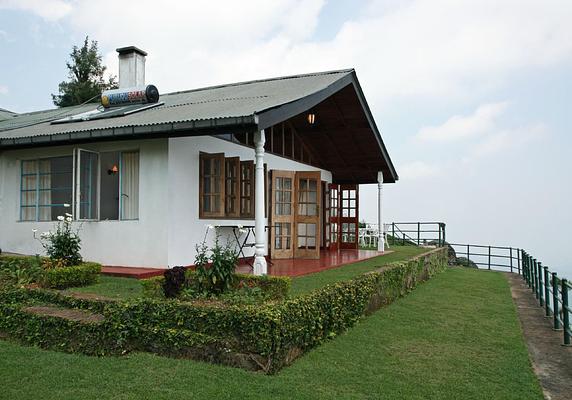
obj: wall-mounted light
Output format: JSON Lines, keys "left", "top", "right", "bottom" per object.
{"left": 307, "top": 113, "right": 316, "bottom": 125}
{"left": 107, "top": 165, "right": 119, "bottom": 175}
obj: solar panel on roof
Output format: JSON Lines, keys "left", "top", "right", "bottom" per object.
{"left": 51, "top": 102, "right": 163, "bottom": 125}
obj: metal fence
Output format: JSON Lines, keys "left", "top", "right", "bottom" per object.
{"left": 521, "top": 251, "right": 572, "bottom": 346}
{"left": 448, "top": 243, "right": 522, "bottom": 273}
{"left": 386, "top": 222, "right": 446, "bottom": 247}
{"left": 382, "top": 221, "right": 571, "bottom": 345}
{"left": 444, "top": 242, "right": 570, "bottom": 346}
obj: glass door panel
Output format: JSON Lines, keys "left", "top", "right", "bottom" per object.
{"left": 339, "top": 184, "right": 359, "bottom": 249}
{"left": 294, "top": 171, "right": 321, "bottom": 259}
{"left": 329, "top": 183, "right": 340, "bottom": 251}
{"left": 270, "top": 170, "right": 295, "bottom": 259}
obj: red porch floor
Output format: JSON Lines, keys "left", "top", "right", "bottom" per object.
{"left": 235, "top": 249, "right": 387, "bottom": 277}
{"left": 101, "top": 266, "right": 165, "bottom": 279}
{"left": 101, "top": 249, "right": 388, "bottom": 279}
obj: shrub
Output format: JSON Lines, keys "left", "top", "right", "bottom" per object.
{"left": 195, "top": 235, "right": 238, "bottom": 295}
{"left": 40, "top": 262, "right": 101, "bottom": 289}
{"left": 163, "top": 266, "right": 187, "bottom": 298}
{"left": 0, "top": 256, "right": 43, "bottom": 287}
{"left": 36, "top": 214, "right": 82, "bottom": 267}
{"left": 140, "top": 271, "right": 291, "bottom": 303}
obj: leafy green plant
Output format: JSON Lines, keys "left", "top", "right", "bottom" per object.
{"left": 194, "top": 235, "right": 238, "bottom": 295}
{"left": 36, "top": 213, "right": 82, "bottom": 267}
{"left": 0, "top": 256, "right": 43, "bottom": 287}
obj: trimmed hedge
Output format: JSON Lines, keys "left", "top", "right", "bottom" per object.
{"left": 0, "top": 255, "right": 101, "bottom": 289}
{"left": 141, "top": 270, "right": 291, "bottom": 301}
{"left": 40, "top": 262, "right": 101, "bottom": 289}
{"left": 0, "top": 247, "right": 447, "bottom": 373}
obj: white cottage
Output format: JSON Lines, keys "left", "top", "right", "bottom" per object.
{"left": 0, "top": 47, "right": 398, "bottom": 275}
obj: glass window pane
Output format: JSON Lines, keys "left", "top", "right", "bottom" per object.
{"left": 121, "top": 151, "right": 139, "bottom": 220}
{"left": 307, "top": 223, "right": 316, "bottom": 236}
{"left": 309, "top": 191, "right": 317, "bottom": 203}
{"left": 307, "top": 204, "right": 317, "bottom": 216}
{"left": 79, "top": 151, "right": 99, "bottom": 220}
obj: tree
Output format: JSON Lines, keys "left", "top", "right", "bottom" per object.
{"left": 52, "top": 36, "right": 118, "bottom": 107}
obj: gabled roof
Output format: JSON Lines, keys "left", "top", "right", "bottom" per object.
{"left": 0, "top": 69, "right": 398, "bottom": 183}
{"left": 0, "top": 108, "right": 17, "bottom": 121}
{"left": 0, "top": 70, "right": 353, "bottom": 144}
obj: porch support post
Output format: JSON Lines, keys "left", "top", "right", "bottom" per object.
{"left": 377, "top": 171, "right": 385, "bottom": 252}
{"left": 253, "top": 129, "right": 268, "bottom": 275}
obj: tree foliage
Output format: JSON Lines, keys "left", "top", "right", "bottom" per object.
{"left": 52, "top": 36, "right": 118, "bottom": 107}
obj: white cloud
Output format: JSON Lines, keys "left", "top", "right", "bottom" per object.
{"left": 26, "top": 0, "right": 571, "bottom": 104}
{"left": 416, "top": 102, "right": 508, "bottom": 142}
{"left": 464, "top": 123, "right": 547, "bottom": 162}
{"left": 0, "top": 85, "right": 8, "bottom": 95}
{"left": 398, "top": 161, "right": 441, "bottom": 180}
{"left": 0, "top": 0, "right": 72, "bottom": 21}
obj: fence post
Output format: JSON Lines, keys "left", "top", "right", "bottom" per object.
{"left": 510, "top": 247, "right": 513, "bottom": 273}
{"left": 391, "top": 223, "right": 395, "bottom": 245}
{"left": 553, "top": 273, "right": 561, "bottom": 330}
{"left": 524, "top": 253, "right": 528, "bottom": 284}
{"left": 442, "top": 223, "right": 446, "bottom": 245}
{"left": 402, "top": 233, "right": 405, "bottom": 245}
{"left": 438, "top": 228, "right": 442, "bottom": 247}
{"left": 524, "top": 252, "right": 529, "bottom": 284}
{"left": 467, "top": 244, "right": 470, "bottom": 266}
{"left": 517, "top": 249, "right": 521, "bottom": 275}
{"left": 532, "top": 258, "right": 537, "bottom": 296}
{"left": 417, "top": 222, "right": 420, "bottom": 246}
{"left": 562, "top": 279, "right": 570, "bottom": 346}
{"left": 538, "top": 262, "right": 544, "bottom": 306}
{"left": 488, "top": 246, "right": 491, "bottom": 270}
{"left": 544, "top": 266, "right": 551, "bottom": 317}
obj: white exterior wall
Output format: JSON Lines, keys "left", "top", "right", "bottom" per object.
{"left": 167, "top": 136, "right": 332, "bottom": 267}
{"left": 0, "top": 139, "right": 169, "bottom": 267}
{"left": 0, "top": 135, "right": 333, "bottom": 268}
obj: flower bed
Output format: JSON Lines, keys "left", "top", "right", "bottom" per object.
{"left": 0, "top": 247, "right": 448, "bottom": 373}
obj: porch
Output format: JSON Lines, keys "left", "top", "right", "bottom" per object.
{"left": 101, "top": 248, "right": 388, "bottom": 279}
{"left": 236, "top": 249, "right": 387, "bottom": 277}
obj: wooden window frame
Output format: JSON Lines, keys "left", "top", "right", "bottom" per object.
{"left": 199, "top": 152, "right": 258, "bottom": 220}
{"left": 199, "top": 152, "right": 225, "bottom": 218}
{"left": 240, "top": 160, "right": 254, "bottom": 219}
{"left": 224, "top": 157, "right": 240, "bottom": 218}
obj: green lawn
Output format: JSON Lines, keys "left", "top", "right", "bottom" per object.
{"left": 67, "top": 275, "right": 143, "bottom": 300}
{"left": 0, "top": 267, "right": 542, "bottom": 400}
{"left": 289, "top": 245, "right": 429, "bottom": 296}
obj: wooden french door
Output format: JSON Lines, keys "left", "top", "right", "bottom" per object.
{"left": 294, "top": 171, "right": 321, "bottom": 259}
{"left": 339, "top": 184, "right": 359, "bottom": 249}
{"left": 270, "top": 170, "right": 295, "bottom": 259}
{"left": 270, "top": 170, "right": 322, "bottom": 259}
{"left": 328, "top": 183, "right": 340, "bottom": 251}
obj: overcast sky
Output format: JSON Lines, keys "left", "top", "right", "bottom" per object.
{"left": 1, "top": 0, "right": 571, "bottom": 276}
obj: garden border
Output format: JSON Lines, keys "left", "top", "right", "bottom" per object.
{"left": 0, "top": 247, "right": 447, "bottom": 373}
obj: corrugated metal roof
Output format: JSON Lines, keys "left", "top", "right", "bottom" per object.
{"left": 0, "top": 69, "right": 353, "bottom": 143}
{"left": 0, "top": 108, "right": 18, "bottom": 121}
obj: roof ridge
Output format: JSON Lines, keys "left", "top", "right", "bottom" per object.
{"left": 0, "top": 107, "right": 18, "bottom": 114}
{"left": 1, "top": 69, "right": 354, "bottom": 118}
{"left": 161, "top": 68, "right": 355, "bottom": 97}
